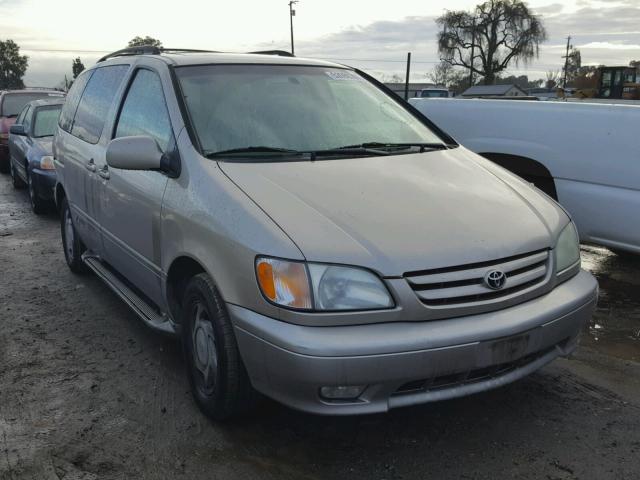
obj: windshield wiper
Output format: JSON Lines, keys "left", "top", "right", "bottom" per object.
{"left": 337, "top": 142, "right": 451, "bottom": 152}
{"left": 204, "top": 146, "right": 303, "bottom": 158}
{"left": 309, "top": 146, "right": 391, "bottom": 159}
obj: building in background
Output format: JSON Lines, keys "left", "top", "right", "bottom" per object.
{"left": 461, "top": 84, "right": 527, "bottom": 98}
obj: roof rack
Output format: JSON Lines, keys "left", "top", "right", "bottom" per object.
{"left": 248, "top": 50, "right": 295, "bottom": 57}
{"left": 98, "top": 47, "right": 219, "bottom": 63}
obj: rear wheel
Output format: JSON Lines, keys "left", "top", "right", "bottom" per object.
{"left": 182, "top": 273, "right": 256, "bottom": 420}
{"left": 10, "top": 161, "right": 25, "bottom": 189}
{"left": 60, "top": 197, "right": 87, "bottom": 273}
{"left": 27, "top": 169, "right": 47, "bottom": 214}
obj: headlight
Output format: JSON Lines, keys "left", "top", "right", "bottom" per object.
{"left": 39, "top": 155, "right": 55, "bottom": 170}
{"left": 256, "top": 257, "right": 394, "bottom": 311}
{"left": 555, "top": 222, "right": 580, "bottom": 273}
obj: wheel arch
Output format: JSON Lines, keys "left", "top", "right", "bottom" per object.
{"left": 479, "top": 152, "right": 558, "bottom": 200}
{"left": 166, "top": 255, "right": 209, "bottom": 324}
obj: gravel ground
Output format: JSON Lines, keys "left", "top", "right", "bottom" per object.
{"left": 0, "top": 177, "right": 639, "bottom": 480}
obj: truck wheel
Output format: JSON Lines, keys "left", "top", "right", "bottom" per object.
{"left": 182, "top": 273, "right": 256, "bottom": 420}
{"left": 10, "top": 161, "right": 25, "bottom": 189}
{"left": 60, "top": 197, "right": 87, "bottom": 273}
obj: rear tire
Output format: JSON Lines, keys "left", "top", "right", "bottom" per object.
{"left": 60, "top": 197, "right": 87, "bottom": 273}
{"left": 10, "top": 161, "right": 25, "bottom": 189}
{"left": 182, "top": 273, "right": 256, "bottom": 420}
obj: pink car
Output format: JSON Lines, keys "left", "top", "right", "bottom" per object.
{"left": 0, "top": 89, "right": 65, "bottom": 172}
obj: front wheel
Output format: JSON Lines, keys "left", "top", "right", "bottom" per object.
{"left": 10, "top": 161, "right": 25, "bottom": 189}
{"left": 27, "top": 170, "right": 47, "bottom": 214}
{"left": 182, "top": 273, "right": 256, "bottom": 420}
{"left": 60, "top": 197, "right": 87, "bottom": 273}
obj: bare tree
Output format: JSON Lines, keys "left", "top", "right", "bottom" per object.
{"left": 436, "top": 0, "right": 547, "bottom": 85}
{"left": 545, "top": 70, "right": 561, "bottom": 89}
{"left": 427, "top": 61, "right": 454, "bottom": 86}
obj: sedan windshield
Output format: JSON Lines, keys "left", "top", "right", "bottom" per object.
{"left": 33, "top": 105, "right": 63, "bottom": 137}
{"left": 175, "top": 64, "right": 445, "bottom": 158}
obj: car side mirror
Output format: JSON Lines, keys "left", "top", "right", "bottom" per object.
{"left": 10, "top": 124, "right": 26, "bottom": 136}
{"left": 106, "top": 136, "right": 163, "bottom": 171}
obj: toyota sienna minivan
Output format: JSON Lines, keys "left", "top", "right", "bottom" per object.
{"left": 53, "top": 47, "right": 598, "bottom": 419}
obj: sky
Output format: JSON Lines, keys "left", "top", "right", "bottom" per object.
{"left": 1, "top": 0, "right": 639, "bottom": 87}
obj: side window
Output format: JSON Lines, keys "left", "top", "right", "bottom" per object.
{"left": 71, "top": 65, "right": 129, "bottom": 144}
{"left": 115, "top": 69, "right": 174, "bottom": 152}
{"left": 59, "top": 70, "right": 93, "bottom": 133}
{"left": 21, "top": 106, "right": 33, "bottom": 132}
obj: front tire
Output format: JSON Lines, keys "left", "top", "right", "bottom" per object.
{"left": 60, "top": 197, "right": 87, "bottom": 273}
{"left": 10, "top": 161, "right": 25, "bottom": 189}
{"left": 182, "top": 273, "right": 256, "bottom": 420}
{"left": 27, "top": 170, "right": 47, "bottom": 214}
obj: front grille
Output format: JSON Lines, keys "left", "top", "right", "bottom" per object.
{"left": 394, "top": 344, "right": 557, "bottom": 396}
{"left": 404, "top": 249, "right": 550, "bottom": 307}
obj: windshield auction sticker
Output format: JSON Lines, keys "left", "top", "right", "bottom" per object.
{"left": 325, "top": 71, "right": 362, "bottom": 81}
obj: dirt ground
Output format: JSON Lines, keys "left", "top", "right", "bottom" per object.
{"left": 0, "top": 177, "right": 639, "bottom": 480}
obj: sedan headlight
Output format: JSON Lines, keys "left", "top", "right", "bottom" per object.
{"left": 39, "top": 155, "right": 55, "bottom": 170}
{"left": 256, "top": 257, "right": 394, "bottom": 311}
{"left": 555, "top": 222, "right": 580, "bottom": 273}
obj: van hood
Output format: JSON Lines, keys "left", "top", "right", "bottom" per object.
{"left": 219, "top": 147, "right": 568, "bottom": 276}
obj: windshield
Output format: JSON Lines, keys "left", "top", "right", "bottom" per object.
{"left": 176, "top": 65, "right": 444, "bottom": 157}
{"left": 1, "top": 93, "right": 61, "bottom": 117}
{"left": 33, "top": 105, "right": 63, "bottom": 137}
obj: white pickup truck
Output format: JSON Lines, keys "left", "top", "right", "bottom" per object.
{"left": 409, "top": 98, "right": 640, "bottom": 255}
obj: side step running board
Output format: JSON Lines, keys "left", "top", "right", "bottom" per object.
{"left": 82, "top": 254, "right": 176, "bottom": 335}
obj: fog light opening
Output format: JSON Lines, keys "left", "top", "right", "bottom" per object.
{"left": 320, "top": 385, "right": 366, "bottom": 401}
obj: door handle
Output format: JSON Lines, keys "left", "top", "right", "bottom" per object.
{"left": 86, "top": 159, "right": 96, "bottom": 172}
{"left": 98, "top": 165, "right": 110, "bottom": 180}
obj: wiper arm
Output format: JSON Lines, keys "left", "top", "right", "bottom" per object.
{"left": 204, "top": 146, "right": 303, "bottom": 158}
{"left": 338, "top": 142, "right": 450, "bottom": 152}
{"left": 309, "top": 146, "right": 391, "bottom": 159}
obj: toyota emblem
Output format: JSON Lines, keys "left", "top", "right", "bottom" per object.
{"left": 484, "top": 270, "right": 507, "bottom": 290}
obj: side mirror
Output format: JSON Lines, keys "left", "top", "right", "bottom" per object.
{"left": 106, "top": 136, "right": 163, "bottom": 171}
{"left": 10, "top": 124, "right": 26, "bottom": 136}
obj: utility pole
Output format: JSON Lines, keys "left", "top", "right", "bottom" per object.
{"left": 289, "top": 1, "right": 299, "bottom": 55}
{"left": 562, "top": 35, "right": 572, "bottom": 89}
{"left": 404, "top": 52, "right": 412, "bottom": 100}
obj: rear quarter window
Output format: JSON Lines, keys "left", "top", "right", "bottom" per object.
{"left": 69, "top": 65, "right": 129, "bottom": 143}
{"left": 59, "top": 70, "right": 93, "bottom": 133}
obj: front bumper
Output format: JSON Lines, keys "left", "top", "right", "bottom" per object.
{"left": 231, "top": 270, "right": 598, "bottom": 415}
{"left": 0, "top": 143, "right": 8, "bottom": 163}
{"left": 31, "top": 168, "right": 56, "bottom": 201}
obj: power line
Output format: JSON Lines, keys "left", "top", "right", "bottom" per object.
{"left": 21, "top": 48, "right": 111, "bottom": 54}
